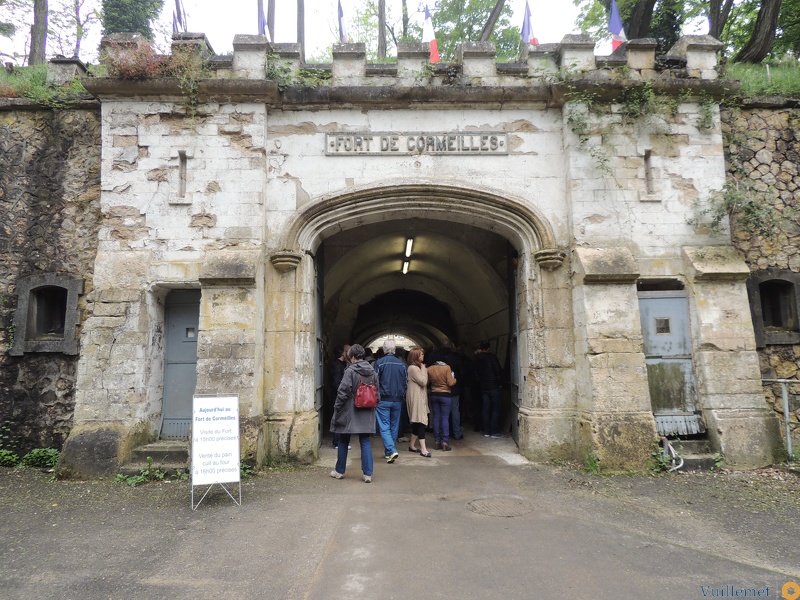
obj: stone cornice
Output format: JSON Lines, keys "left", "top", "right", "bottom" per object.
{"left": 79, "top": 77, "right": 739, "bottom": 108}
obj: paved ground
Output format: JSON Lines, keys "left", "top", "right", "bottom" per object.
{"left": 1, "top": 432, "right": 799, "bottom": 600}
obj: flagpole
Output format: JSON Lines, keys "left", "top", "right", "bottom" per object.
{"left": 297, "top": 0, "right": 305, "bottom": 62}
{"left": 267, "top": 0, "right": 275, "bottom": 41}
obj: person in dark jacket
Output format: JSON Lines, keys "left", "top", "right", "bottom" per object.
{"left": 330, "top": 344, "right": 379, "bottom": 482}
{"left": 375, "top": 339, "right": 407, "bottom": 463}
{"left": 474, "top": 340, "right": 503, "bottom": 438}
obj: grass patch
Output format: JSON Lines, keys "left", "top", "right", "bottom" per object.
{"left": 726, "top": 61, "right": 800, "bottom": 98}
{"left": 0, "top": 64, "right": 88, "bottom": 106}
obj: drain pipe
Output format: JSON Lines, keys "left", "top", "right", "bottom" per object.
{"left": 762, "top": 379, "right": 794, "bottom": 460}
{"left": 660, "top": 436, "right": 684, "bottom": 472}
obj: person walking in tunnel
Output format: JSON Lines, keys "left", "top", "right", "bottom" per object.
{"left": 475, "top": 340, "right": 503, "bottom": 438}
{"left": 428, "top": 356, "right": 457, "bottom": 451}
{"left": 329, "top": 344, "right": 350, "bottom": 450}
{"left": 330, "top": 344, "right": 378, "bottom": 482}
{"left": 375, "top": 339, "right": 407, "bottom": 463}
{"left": 405, "top": 348, "right": 432, "bottom": 457}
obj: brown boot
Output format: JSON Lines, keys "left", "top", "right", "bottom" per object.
{"left": 435, "top": 441, "right": 443, "bottom": 450}
{"left": 442, "top": 442, "right": 451, "bottom": 451}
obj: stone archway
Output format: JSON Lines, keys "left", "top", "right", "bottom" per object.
{"left": 263, "top": 181, "right": 570, "bottom": 463}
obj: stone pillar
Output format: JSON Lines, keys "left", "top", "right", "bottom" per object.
{"left": 457, "top": 42, "right": 497, "bottom": 83}
{"left": 683, "top": 246, "right": 784, "bottom": 467}
{"left": 332, "top": 43, "right": 366, "bottom": 85}
{"left": 232, "top": 34, "right": 270, "bottom": 79}
{"left": 61, "top": 251, "right": 156, "bottom": 478}
{"left": 264, "top": 250, "right": 319, "bottom": 463}
{"left": 526, "top": 44, "right": 558, "bottom": 79}
{"left": 573, "top": 247, "right": 657, "bottom": 471}
{"left": 397, "top": 42, "right": 429, "bottom": 83}
{"left": 665, "top": 35, "right": 724, "bottom": 80}
{"left": 518, "top": 249, "right": 576, "bottom": 461}
{"left": 625, "top": 38, "right": 657, "bottom": 79}
{"left": 197, "top": 249, "right": 263, "bottom": 464}
{"left": 558, "top": 34, "right": 596, "bottom": 72}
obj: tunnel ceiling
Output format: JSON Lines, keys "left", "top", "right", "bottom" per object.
{"left": 321, "top": 219, "right": 512, "bottom": 348}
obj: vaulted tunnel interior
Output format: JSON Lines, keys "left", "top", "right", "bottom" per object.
{"left": 320, "top": 218, "right": 515, "bottom": 361}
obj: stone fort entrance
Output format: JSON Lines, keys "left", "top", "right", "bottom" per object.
{"left": 53, "top": 33, "right": 782, "bottom": 477}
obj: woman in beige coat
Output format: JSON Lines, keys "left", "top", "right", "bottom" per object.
{"left": 405, "top": 348, "right": 431, "bottom": 457}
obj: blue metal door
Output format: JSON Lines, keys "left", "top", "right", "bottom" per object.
{"left": 638, "top": 291, "right": 704, "bottom": 435}
{"left": 161, "top": 290, "right": 200, "bottom": 439}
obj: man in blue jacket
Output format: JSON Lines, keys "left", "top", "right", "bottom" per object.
{"left": 375, "top": 339, "right": 407, "bottom": 463}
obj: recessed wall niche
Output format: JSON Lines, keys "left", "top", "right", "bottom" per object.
{"left": 10, "top": 274, "right": 84, "bottom": 356}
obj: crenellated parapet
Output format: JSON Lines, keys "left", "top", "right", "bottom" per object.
{"left": 85, "top": 32, "right": 733, "bottom": 106}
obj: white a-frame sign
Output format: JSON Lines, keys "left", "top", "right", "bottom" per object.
{"left": 191, "top": 394, "right": 241, "bottom": 509}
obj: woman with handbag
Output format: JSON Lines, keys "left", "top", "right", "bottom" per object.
{"left": 330, "top": 344, "right": 379, "bottom": 482}
{"left": 405, "top": 348, "right": 432, "bottom": 457}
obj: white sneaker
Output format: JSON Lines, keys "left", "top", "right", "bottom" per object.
{"left": 363, "top": 474, "right": 372, "bottom": 483}
{"left": 330, "top": 470, "right": 343, "bottom": 479}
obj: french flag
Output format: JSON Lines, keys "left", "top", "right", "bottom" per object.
{"left": 423, "top": 5, "right": 439, "bottom": 63}
{"left": 608, "top": 0, "right": 627, "bottom": 51}
{"left": 172, "top": 0, "right": 186, "bottom": 34}
{"left": 338, "top": 0, "right": 349, "bottom": 43}
{"left": 257, "top": 0, "right": 271, "bottom": 41}
{"left": 521, "top": 0, "right": 538, "bottom": 45}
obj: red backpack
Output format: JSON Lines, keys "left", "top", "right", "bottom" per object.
{"left": 354, "top": 375, "right": 378, "bottom": 409}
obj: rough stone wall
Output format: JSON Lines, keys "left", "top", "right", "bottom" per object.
{"left": 0, "top": 105, "right": 101, "bottom": 452}
{"left": 722, "top": 104, "right": 800, "bottom": 446}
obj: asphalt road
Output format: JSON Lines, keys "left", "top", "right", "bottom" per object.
{"left": 1, "top": 432, "right": 799, "bottom": 600}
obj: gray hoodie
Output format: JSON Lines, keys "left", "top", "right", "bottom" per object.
{"left": 330, "top": 360, "right": 380, "bottom": 434}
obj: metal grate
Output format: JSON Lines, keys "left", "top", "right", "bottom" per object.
{"left": 161, "top": 418, "right": 191, "bottom": 440}
{"left": 466, "top": 495, "right": 535, "bottom": 518}
{"left": 654, "top": 413, "right": 705, "bottom": 436}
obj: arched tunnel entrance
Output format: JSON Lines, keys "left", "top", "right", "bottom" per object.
{"left": 319, "top": 218, "right": 519, "bottom": 445}
{"left": 275, "top": 182, "right": 565, "bottom": 461}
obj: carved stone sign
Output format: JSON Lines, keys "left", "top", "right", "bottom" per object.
{"left": 325, "top": 132, "right": 509, "bottom": 156}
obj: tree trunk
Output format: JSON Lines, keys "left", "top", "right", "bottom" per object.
{"left": 732, "top": 0, "right": 783, "bottom": 63}
{"left": 627, "top": 0, "right": 657, "bottom": 39}
{"left": 297, "top": 0, "right": 304, "bottom": 62}
{"left": 29, "top": 0, "right": 48, "bottom": 66}
{"left": 708, "top": 0, "right": 735, "bottom": 39}
{"left": 479, "top": 0, "right": 506, "bottom": 41}
{"left": 378, "top": 0, "right": 386, "bottom": 58}
{"left": 73, "top": 0, "right": 81, "bottom": 58}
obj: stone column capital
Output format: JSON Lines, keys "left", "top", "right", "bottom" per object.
{"left": 534, "top": 248, "right": 567, "bottom": 271}
{"left": 270, "top": 250, "right": 302, "bottom": 273}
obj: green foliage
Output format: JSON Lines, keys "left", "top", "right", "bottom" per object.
{"left": 296, "top": 67, "right": 333, "bottom": 87}
{"left": 0, "top": 449, "right": 20, "bottom": 467}
{"left": 727, "top": 61, "right": 800, "bottom": 97}
{"left": 432, "top": 0, "right": 520, "bottom": 62}
{"left": 710, "top": 452, "right": 724, "bottom": 471}
{"left": 565, "top": 90, "right": 612, "bottom": 176}
{"left": 240, "top": 461, "right": 254, "bottom": 480}
{"left": 618, "top": 83, "right": 656, "bottom": 120}
{"left": 696, "top": 93, "right": 715, "bottom": 130}
{"left": 101, "top": 0, "right": 164, "bottom": 40}
{"left": 114, "top": 456, "right": 166, "bottom": 487}
{"left": 266, "top": 55, "right": 294, "bottom": 91}
{"left": 0, "top": 64, "right": 88, "bottom": 107}
{"left": 583, "top": 450, "right": 602, "bottom": 474}
{"left": 20, "top": 448, "right": 60, "bottom": 469}
{"left": 691, "top": 179, "right": 783, "bottom": 238}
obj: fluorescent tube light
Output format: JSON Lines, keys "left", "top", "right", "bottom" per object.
{"left": 402, "top": 261, "right": 409, "bottom": 274}
{"left": 405, "top": 238, "right": 413, "bottom": 258}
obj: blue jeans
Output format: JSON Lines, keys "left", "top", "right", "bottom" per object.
{"left": 482, "top": 388, "right": 502, "bottom": 436}
{"left": 431, "top": 394, "right": 452, "bottom": 444}
{"left": 449, "top": 394, "right": 462, "bottom": 438}
{"left": 335, "top": 433, "right": 373, "bottom": 476}
{"left": 376, "top": 399, "right": 402, "bottom": 456}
